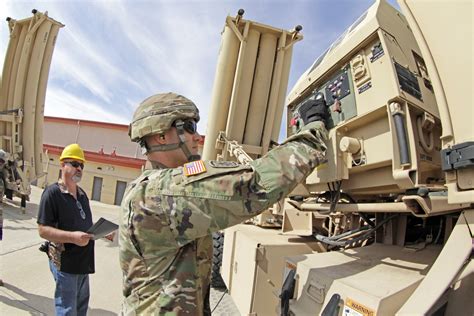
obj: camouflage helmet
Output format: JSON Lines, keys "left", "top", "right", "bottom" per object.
{"left": 129, "top": 92, "right": 200, "bottom": 142}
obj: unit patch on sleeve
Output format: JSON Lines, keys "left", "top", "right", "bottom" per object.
{"left": 183, "top": 160, "right": 207, "bottom": 176}
{"left": 209, "top": 160, "right": 240, "bottom": 168}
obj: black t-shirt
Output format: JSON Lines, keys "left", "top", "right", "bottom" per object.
{"left": 37, "top": 183, "right": 95, "bottom": 274}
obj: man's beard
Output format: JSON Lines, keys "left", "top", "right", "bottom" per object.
{"left": 72, "top": 173, "right": 82, "bottom": 183}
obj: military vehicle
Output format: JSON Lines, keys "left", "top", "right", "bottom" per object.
{"left": 204, "top": 0, "right": 473, "bottom": 315}
{"left": 0, "top": 10, "right": 63, "bottom": 210}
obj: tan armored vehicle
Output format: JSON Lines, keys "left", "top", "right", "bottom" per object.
{"left": 205, "top": 0, "right": 473, "bottom": 315}
{"left": 0, "top": 10, "right": 63, "bottom": 209}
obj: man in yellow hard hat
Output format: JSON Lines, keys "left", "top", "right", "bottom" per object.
{"left": 37, "top": 143, "right": 95, "bottom": 316}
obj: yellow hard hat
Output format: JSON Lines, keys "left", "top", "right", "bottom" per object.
{"left": 59, "top": 143, "right": 86, "bottom": 162}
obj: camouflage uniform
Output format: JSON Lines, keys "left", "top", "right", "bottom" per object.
{"left": 119, "top": 93, "right": 327, "bottom": 315}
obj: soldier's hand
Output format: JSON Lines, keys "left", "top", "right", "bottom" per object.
{"left": 302, "top": 121, "right": 328, "bottom": 142}
{"left": 297, "top": 93, "right": 328, "bottom": 126}
{"left": 70, "top": 231, "right": 93, "bottom": 247}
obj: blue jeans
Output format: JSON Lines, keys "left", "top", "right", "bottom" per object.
{"left": 49, "top": 260, "right": 90, "bottom": 316}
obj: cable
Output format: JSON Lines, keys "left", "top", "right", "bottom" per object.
{"left": 329, "top": 181, "right": 343, "bottom": 213}
{"left": 433, "top": 218, "right": 443, "bottom": 245}
{"left": 344, "top": 214, "right": 397, "bottom": 247}
{"left": 359, "top": 212, "right": 376, "bottom": 228}
{"left": 315, "top": 227, "right": 369, "bottom": 247}
{"left": 211, "top": 288, "right": 229, "bottom": 313}
{"left": 323, "top": 225, "right": 370, "bottom": 241}
{"left": 315, "top": 214, "right": 398, "bottom": 247}
{"left": 321, "top": 181, "right": 343, "bottom": 215}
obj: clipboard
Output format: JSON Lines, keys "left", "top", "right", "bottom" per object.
{"left": 87, "top": 217, "right": 119, "bottom": 240}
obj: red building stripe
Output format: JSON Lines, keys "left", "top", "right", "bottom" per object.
{"left": 45, "top": 116, "right": 129, "bottom": 131}
{"left": 43, "top": 144, "right": 146, "bottom": 169}
{"left": 44, "top": 116, "right": 205, "bottom": 145}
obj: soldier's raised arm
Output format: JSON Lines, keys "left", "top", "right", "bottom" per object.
{"left": 156, "top": 125, "right": 325, "bottom": 245}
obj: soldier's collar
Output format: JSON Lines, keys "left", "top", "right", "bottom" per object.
{"left": 150, "top": 160, "right": 169, "bottom": 169}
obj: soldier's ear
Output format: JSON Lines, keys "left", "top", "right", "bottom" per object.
{"left": 155, "top": 134, "right": 166, "bottom": 144}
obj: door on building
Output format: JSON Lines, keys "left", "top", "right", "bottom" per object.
{"left": 114, "top": 180, "right": 127, "bottom": 206}
{"left": 92, "top": 176, "right": 103, "bottom": 201}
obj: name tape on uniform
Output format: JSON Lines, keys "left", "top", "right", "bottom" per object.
{"left": 209, "top": 160, "right": 240, "bottom": 168}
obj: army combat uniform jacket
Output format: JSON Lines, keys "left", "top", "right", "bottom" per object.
{"left": 119, "top": 125, "right": 326, "bottom": 315}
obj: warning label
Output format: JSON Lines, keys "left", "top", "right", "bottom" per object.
{"left": 343, "top": 298, "right": 375, "bottom": 316}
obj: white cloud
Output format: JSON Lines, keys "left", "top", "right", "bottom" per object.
{"left": 2, "top": 0, "right": 399, "bottom": 138}
{"left": 89, "top": 1, "right": 224, "bottom": 132}
{"left": 44, "top": 85, "right": 129, "bottom": 124}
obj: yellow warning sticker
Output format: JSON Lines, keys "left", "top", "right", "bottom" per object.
{"left": 343, "top": 298, "right": 375, "bottom": 316}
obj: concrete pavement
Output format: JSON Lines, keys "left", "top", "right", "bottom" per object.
{"left": 0, "top": 185, "right": 239, "bottom": 315}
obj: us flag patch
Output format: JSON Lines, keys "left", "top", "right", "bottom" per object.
{"left": 183, "top": 160, "right": 207, "bottom": 176}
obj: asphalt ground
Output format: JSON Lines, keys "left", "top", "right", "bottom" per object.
{"left": 0, "top": 185, "right": 239, "bottom": 315}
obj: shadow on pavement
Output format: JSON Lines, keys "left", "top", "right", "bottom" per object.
{"left": 0, "top": 282, "right": 54, "bottom": 315}
{"left": 2, "top": 199, "right": 40, "bottom": 222}
{"left": 0, "top": 282, "right": 117, "bottom": 315}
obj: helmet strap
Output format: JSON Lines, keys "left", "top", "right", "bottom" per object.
{"left": 139, "top": 120, "right": 200, "bottom": 162}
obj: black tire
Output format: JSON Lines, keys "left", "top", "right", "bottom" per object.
{"left": 0, "top": 178, "right": 4, "bottom": 201}
{"left": 5, "top": 188, "right": 13, "bottom": 200}
{"left": 211, "top": 231, "right": 226, "bottom": 289}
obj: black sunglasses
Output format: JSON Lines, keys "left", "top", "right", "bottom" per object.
{"left": 66, "top": 161, "right": 84, "bottom": 169}
{"left": 174, "top": 120, "right": 198, "bottom": 134}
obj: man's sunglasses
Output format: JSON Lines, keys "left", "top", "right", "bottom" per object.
{"left": 66, "top": 161, "right": 84, "bottom": 169}
{"left": 174, "top": 120, "right": 198, "bottom": 134}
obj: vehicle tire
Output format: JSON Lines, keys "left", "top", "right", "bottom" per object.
{"left": 5, "top": 188, "right": 13, "bottom": 200}
{"left": 211, "top": 231, "right": 226, "bottom": 289}
{"left": 0, "top": 178, "right": 4, "bottom": 202}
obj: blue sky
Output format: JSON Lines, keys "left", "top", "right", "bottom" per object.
{"left": 1, "top": 0, "right": 399, "bottom": 138}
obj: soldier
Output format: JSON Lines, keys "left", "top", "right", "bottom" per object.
{"left": 119, "top": 92, "right": 328, "bottom": 315}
